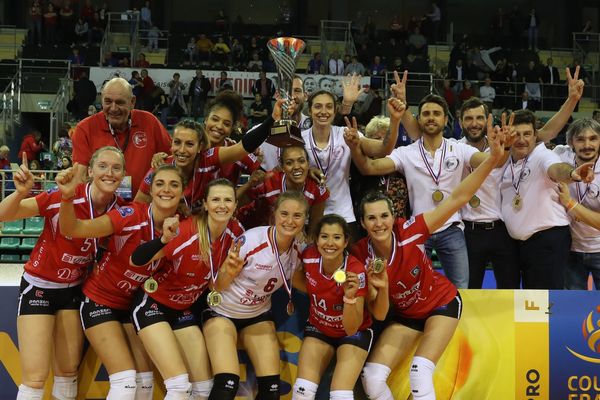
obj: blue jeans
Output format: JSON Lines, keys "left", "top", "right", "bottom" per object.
{"left": 566, "top": 251, "right": 600, "bottom": 290}
{"left": 425, "top": 224, "right": 469, "bottom": 288}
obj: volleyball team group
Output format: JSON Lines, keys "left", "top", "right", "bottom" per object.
{"left": 1, "top": 67, "right": 594, "bottom": 400}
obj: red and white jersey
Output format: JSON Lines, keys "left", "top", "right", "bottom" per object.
{"left": 211, "top": 226, "right": 302, "bottom": 319}
{"left": 302, "top": 246, "right": 371, "bottom": 338}
{"left": 214, "top": 138, "right": 261, "bottom": 185}
{"left": 153, "top": 217, "right": 245, "bottom": 310}
{"left": 82, "top": 202, "right": 168, "bottom": 310}
{"left": 351, "top": 214, "right": 457, "bottom": 319}
{"left": 237, "top": 170, "right": 329, "bottom": 228}
{"left": 24, "top": 183, "right": 121, "bottom": 288}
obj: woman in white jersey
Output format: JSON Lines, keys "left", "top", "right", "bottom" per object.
{"left": 202, "top": 191, "right": 308, "bottom": 400}
{"left": 0, "top": 147, "right": 124, "bottom": 400}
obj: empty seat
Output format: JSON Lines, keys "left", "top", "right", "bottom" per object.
{"left": 22, "top": 217, "right": 44, "bottom": 235}
{"left": 0, "top": 236, "right": 20, "bottom": 249}
{"left": 21, "top": 254, "right": 30, "bottom": 261}
{"left": 0, "top": 253, "right": 20, "bottom": 262}
{"left": 19, "top": 237, "right": 38, "bottom": 250}
{"left": 1, "top": 219, "right": 22, "bottom": 234}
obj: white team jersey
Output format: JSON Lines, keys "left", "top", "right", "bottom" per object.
{"left": 259, "top": 114, "right": 310, "bottom": 171}
{"left": 302, "top": 125, "right": 361, "bottom": 223}
{"left": 554, "top": 145, "right": 600, "bottom": 253}
{"left": 211, "top": 226, "right": 302, "bottom": 319}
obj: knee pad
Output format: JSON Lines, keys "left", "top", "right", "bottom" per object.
{"left": 52, "top": 376, "right": 78, "bottom": 400}
{"left": 164, "top": 374, "right": 191, "bottom": 400}
{"left": 135, "top": 372, "right": 154, "bottom": 400}
{"left": 208, "top": 373, "right": 239, "bottom": 400}
{"left": 191, "top": 379, "right": 213, "bottom": 400}
{"left": 409, "top": 356, "right": 436, "bottom": 400}
{"left": 361, "top": 362, "right": 393, "bottom": 400}
{"left": 107, "top": 369, "right": 137, "bottom": 400}
{"left": 292, "top": 378, "right": 317, "bottom": 400}
{"left": 255, "top": 374, "right": 280, "bottom": 400}
{"left": 16, "top": 384, "right": 44, "bottom": 400}
{"left": 330, "top": 389, "right": 354, "bottom": 399}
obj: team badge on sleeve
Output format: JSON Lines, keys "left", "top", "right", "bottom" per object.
{"left": 234, "top": 235, "right": 246, "bottom": 247}
{"left": 403, "top": 216, "right": 416, "bottom": 229}
{"left": 358, "top": 272, "right": 366, "bottom": 289}
{"left": 206, "top": 148, "right": 215, "bottom": 157}
{"left": 117, "top": 206, "right": 134, "bottom": 217}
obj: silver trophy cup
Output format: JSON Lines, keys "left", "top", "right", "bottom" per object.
{"left": 266, "top": 37, "right": 306, "bottom": 147}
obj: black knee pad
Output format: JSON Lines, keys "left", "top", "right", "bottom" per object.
{"left": 208, "top": 373, "right": 239, "bottom": 400}
{"left": 255, "top": 375, "right": 280, "bottom": 400}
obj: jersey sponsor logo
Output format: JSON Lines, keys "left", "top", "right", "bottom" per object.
{"left": 318, "top": 184, "right": 327, "bottom": 196}
{"left": 410, "top": 265, "right": 421, "bottom": 277}
{"left": 61, "top": 253, "right": 93, "bottom": 265}
{"left": 357, "top": 272, "right": 366, "bottom": 289}
{"left": 305, "top": 274, "right": 317, "bottom": 287}
{"left": 116, "top": 206, "right": 134, "bottom": 217}
{"left": 444, "top": 156, "right": 460, "bottom": 172}
{"left": 333, "top": 303, "right": 343, "bottom": 311}
{"left": 132, "top": 131, "right": 148, "bottom": 148}
{"left": 46, "top": 186, "right": 59, "bottom": 194}
{"left": 191, "top": 254, "right": 200, "bottom": 261}
{"left": 57, "top": 267, "right": 85, "bottom": 281}
{"left": 403, "top": 216, "right": 416, "bottom": 229}
{"left": 240, "top": 294, "right": 269, "bottom": 305}
{"left": 256, "top": 263, "right": 274, "bottom": 271}
{"left": 124, "top": 269, "right": 149, "bottom": 283}
{"left": 168, "top": 291, "right": 201, "bottom": 305}
{"left": 519, "top": 167, "right": 531, "bottom": 181}
{"left": 35, "top": 289, "right": 44, "bottom": 298}
{"left": 144, "top": 173, "right": 152, "bottom": 185}
{"left": 206, "top": 147, "right": 215, "bottom": 157}
{"left": 117, "top": 280, "right": 134, "bottom": 292}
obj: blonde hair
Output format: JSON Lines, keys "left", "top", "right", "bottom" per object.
{"left": 195, "top": 179, "right": 236, "bottom": 259}
{"left": 0, "top": 145, "right": 9, "bottom": 153}
{"left": 365, "top": 115, "right": 390, "bottom": 139}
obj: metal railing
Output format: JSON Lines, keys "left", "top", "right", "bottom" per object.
{"left": 320, "top": 20, "right": 356, "bottom": 63}
{"left": 137, "top": 29, "right": 170, "bottom": 66}
{"left": 102, "top": 11, "right": 140, "bottom": 66}
{"left": 0, "top": 25, "right": 23, "bottom": 59}
{"left": 18, "top": 59, "right": 71, "bottom": 94}
{"left": 0, "top": 168, "right": 61, "bottom": 202}
{"left": 49, "top": 78, "right": 72, "bottom": 150}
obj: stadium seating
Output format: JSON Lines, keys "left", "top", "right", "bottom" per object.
{"left": 19, "top": 237, "right": 37, "bottom": 250}
{"left": 1, "top": 220, "right": 22, "bottom": 234}
{"left": 0, "top": 236, "right": 20, "bottom": 249}
{"left": 22, "top": 217, "right": 44, "bottom": 235}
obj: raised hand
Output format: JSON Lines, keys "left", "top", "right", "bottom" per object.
{"left": 572, "top": 161, "right": 595, "bottom": 183}
{"left": 151, "top": 152, "right": 169, "bottom": 169}
{"left": 161, "top": 214, "right": 180, "bottom": 243}
{"left": 248, "top": 169, "right": 268, "bottom": 188}
{"left": 387, "top": 97, "right": 407, "bottom": 120}
{"left": 272, "top": 97, "right": 296, "bottom": 121}
{"left": 221, "top": 238, "right": 244, "bottom": 277}
{"left": 13, "top": 152, "right": 34, "bottom": 195}
{"left": 308, "top": 167, "right": 326, "bottom": 186}
{"left": 390, "top": 70, "right": 408, "bottom": 103}
{"left": 566, "top": 66, "right": 585, "bottom": 102}
{"left": 367, "top": 258, "right": 389, "bottom": 290}
{"left": 556, "top": 182, "right": 572, "bottom": 207}
{"left": 343, "top": 116, "right": 361, "bottom": 150}
{"left": 342, "top": 73, "right": 365, "bottom": 104}
{"left": 343, "top": 271, "right": 359, "bottom": 299}
{"left": 55, "top": 163, "right": 80, "bottom": 199}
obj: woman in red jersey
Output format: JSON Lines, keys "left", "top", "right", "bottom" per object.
{"left": 236, "top": 145, "right": 328, "bottom": 233}
{"left": 129, "top": 178, "right": 244, "bottom": 399}
{"left": 352, "top": 126, "right": 507, "bottom": 400}
{"left": 57, "top": 164, "right": 185, "bottom": 400}
{"left": 0, "top": 147, "right": 124, "bottom": 400}
{"left": 290, "top": 214, "right": 388, "bottom": 400}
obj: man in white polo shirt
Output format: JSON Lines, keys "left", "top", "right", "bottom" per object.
{"left": 348, "top": 94, "right": 507, "bottom": 288}
{"left": 500, "top": 109, "right": 594, "bottom": 289}
{"left": 553, "top": 118, "right": 600, "bottom": 289}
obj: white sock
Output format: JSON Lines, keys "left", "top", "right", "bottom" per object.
{"left": 291, "top": 378, "right": 318, "bottom": 400}
{"left": 164, "top": 374, "right": 191, "bottom": 400}
{"left": 409, "top": 356, "right": 436, "bottom": 400}
{"left": 107, "top": 369, "right": 137, "bottom": 400}
{"left": 16, "top": 384, "right": 44, "bottom": 400}
{"left": 52, "top": 376, "right": 78, "bottom": 400}
{"left": 191, "top": 379, "right": 213, "bottom": 399}
{"left": 361, "top": 362, "right": 394, "bottom": 400}
{"left": 135, "top": 371, "right": 154, "bottom": 400}
{"left": 330, "top": 389, "right": 354, "bottom": 399}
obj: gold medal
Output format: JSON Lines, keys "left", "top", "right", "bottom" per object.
{"left": 469, "top": 195, "right": 481, "bottom": 208}
{"left": 512, "top": 194, "right": 523, "bottom": 210}
{"left": 333, "top": 269, "right": 347, "bottom": 283}
{"left": 432, "top": 190, "right": 444, "bottom": 202}
{"left": 206, "top": 290, "right": 222, "bottom": 306}
{"left": 372, "top": 257, "right": 385, "bottom": 274}
{"left": 144, "top": 277, "right": 158, "bottom": 293}
{"left": 286, "top": 300, "right": 295, "bottom": 316}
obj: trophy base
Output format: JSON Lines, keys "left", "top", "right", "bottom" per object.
{"left": 266, "top": 122, "right": 305, "bottom": 148}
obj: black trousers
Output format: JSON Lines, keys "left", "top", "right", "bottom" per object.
{"left": 518, "top": 225, "right": 571, "bottom": 289}
{"left": 464, "top": 220, "right": 520, "bottom": 289}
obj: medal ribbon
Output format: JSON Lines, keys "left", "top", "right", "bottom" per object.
{"left": 574, "top": 155, "right": 594, "bottom": 202}
{"left": 319, "top": 253, "right": 348, "bottom": 281}
{"left": 309, "top": 129, "right": 334, "bottom": 179}
{"left": 367, "top": 231, "right": 397, "bottom": 266}
{"left": 207, "top": 226, "right": 228, "bottom": 287}
{"left": 147, "top": 205, "right": 158, "bottom": 274}
{"left": 509, "top": 155, "right": 529, "bottom": 195}
{"left": 107, "top": 118, "right": 132, "bottom": 153}
{"left": 418, "top": 138, "right": 446, "bottom": 187}
{"left": 86, "top": 182, "right": 117, "bottom": 257}
{"left": 269, "top": 226, "right": 293, "bottom": 301}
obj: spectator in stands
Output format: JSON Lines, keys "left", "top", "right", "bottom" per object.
{"left": 213, "top": 36, "right": 231, "bottom": 66}
{"left": 449, "top": 58, "right": 465, "bottom": 93}
{"left": 408, "top": 26, "right": 427, "bottom": 56}
{"left": 28, "top": 0, "right": 42, "bottom": 46}
{"left": 135, "top": 52, "right": 150, "bottom": 67}
{"left": 514, "top": 90, "right": 538, "bottom": 112}
{"left": 99, "top": 2, "right": 109, "bottom": 26}
{"left": 59, "top": 154, "right": 72, "bottom": 169}
{"left": 72, "top": 70, "right": 97, "bottom": 120}
{"left": 195, "top": 33, "right": 213, "bottom": 63}
{"left": 252, "top": 70, "right": 275, "bottom": 111}
{"left": 101, "top": 51, "right": 118, "bottom": 67}
{"left": 426, "top": 1, "right": 442, "bottom": 43}
{"left": 344, "top": 55, "right": 366, "bottom": 76}
{"left": 479, "top": 77, "right": 496, "bottom": 110}
{"left": 188, "top": 69, "right": 211, "bottom": 119}
{"left": 389, "top": 15, "right": 407, "bottom": 42}
{"left": 307, "top": 52, "right": 324, "bottom": 74}
{"left": 60, "top": 0, "right": 75, "bottom": 45}
{"left": 19, "top": 130, "right": 44, "bottom": 162}
{"left": 168, "top": 72, "right": 187, "bottom": 116}
{"left": 90, "top": 11, "right": 104, "bottom": 44}
{"left": 72, "top": 77, "right": 171, "bottom": 197}
{"left": 73, "top": 16, "right": 89, "bottom": 47}
{"left": 68, "top": 47, "right": 84, "bottom": 66}
{"left": 458, "top": 80, "right": 475, "bottom": 103}
{"left": 218, "top": 70, "right": 233, "bottom": 92}
{"left": 594, "top": 110, "right": 600, "bottom": 124}
{"left": 572, "top": 59, "right": 591, "bottom": 85}
{"left": 154, "top": 91, "right": 170, "bottom": 127}
{"left": 247, "top": 36, "right": 263, "bottom": 62}
{"left": 249, "top": 93, "right": 269, "bottom": 127}
{"left": 80, "top": 0, "right": 94, "bottom": 22}
{"left": 129, "top": 71, "right": 144, "bottom": 108}
{"left": 119, "top": 56, "right": 131, "bottom": 67}
{"left": 404, "top": 53, "right": 429, "bottom": 73}
{"left": 527, "top": 8, "right": 539, "bottom": 51}
{"left": 140, "top": 0, "right": 152, "bottom": 30}
{"left": 522, "top": 60, "right": 542, "bottom": 101}
{"left": 184, "top": 36, "right": 196, "bottom": 65}
{"left": 43, "top": 3, "right": 58, "bottom": 46}
{"left": 139, "top": 69, "right": 155, "bottom": 111}
{"left": 442, "top": 78, "right": 457, "bottom": 115}
{"left": 542, "top": 57, "right": 560, "bottom": 110}
{"left": 53, "top": 126, "right": 73, "bottom": 168}
{"left": 369, "top": 55, "right": 386, "bottom": 90}
{"left": 215, "top": 9, "right": 228, "bottom": 32}
{"left": 247, "top": 52, "right": 263, "bottom": 72}
{"left": 230, "top": 37, "right": 244, "bottom": 68}
{"left": 328, "top": 51, "right": 344, "bottom": 75}
{"left": 147, "top": 25, "right": 161, "bottom": 52}
{"left": 0, "top": 145, "right": 10, "bottom": 170}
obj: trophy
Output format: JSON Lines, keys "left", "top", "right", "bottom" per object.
{"left": 266, "top": 37, "right": 306, "bottom": 147}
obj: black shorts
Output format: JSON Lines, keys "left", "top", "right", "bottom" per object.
{"left": 17, "top": 277, "right": 82, "bottom": 316}
{"left": 79, "top": 296, "right": 131, "bottom": 330}
{"left": 131, "top": 289, "right": 197, "bottom": 333}
{"left": 387, "top": 293, "right": 463, "bottom": 332}
{"left": 303, "top": 322, "right": 374, "bottom": 352}
{"left": 201, "top": 308, "right": 273, "bottom": 331}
